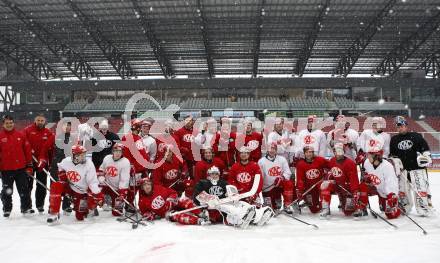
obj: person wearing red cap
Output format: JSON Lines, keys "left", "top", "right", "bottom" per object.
{"left": 296, "top": 115, "right": 328, "bottom": 158}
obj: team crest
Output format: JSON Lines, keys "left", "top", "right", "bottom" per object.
{"left": 304, "top": 135, "right": 315, "bottom": 145}
{"left": 105, "top": 166, "right": 118, "bottom": 177}
{"left": 268, "top": 166, "right": 282, "bottom": 177}
{"left": 306, "top": 169, "right": 320, "bottom": 180}
{"left": 237, "top": 172, "right": 251, "bottom": 183}
{"left": 330, "top": 167, "right": 343, "bottom": 178}
{"left": 165, "top": 169, "right": 178, "bottom": 180}
{"left": 151, "top": 196, "right": 165, "bottom": 209}
{"left": 67, "top": 171, "right": 81, "bottom": 182}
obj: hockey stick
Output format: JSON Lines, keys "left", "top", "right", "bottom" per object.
{"left": 34, "top": 156, "right": 57, "bottom": 182}
{"left": 169, "top": 173, "right": 261, "bottom": 217}
{"left": 281, "top": 211, "right": 319, "bottom": 229}
{"left": 26, "top": 171, "right": 51, "bottom": 192}
{"left": 397, "top": 204, "right": 428, "bottom": 235}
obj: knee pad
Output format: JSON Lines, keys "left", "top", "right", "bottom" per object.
{"left": 282, "top": 180, "right": 294, "bottom": 205}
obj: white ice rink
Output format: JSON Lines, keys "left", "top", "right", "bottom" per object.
{"left": 1, "top": 172, "right": 439, "bottom": 263}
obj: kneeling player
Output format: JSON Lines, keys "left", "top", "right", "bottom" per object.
{"left": 47, "top": 145, "right": 104, "bottom": 224}
{"left": 194, "top": 166, "right": 273, "bottom": 228}
{"left": 359, "top": 147, "right": 401, "bottom": 219}
{"left": 97, "top": 143, "right": 130, "bottom": 216}
{"left": 320, "top": 143, "right": 361, "bottom": 219}
{"left": 138, "top": 178, "right": 209, "bottom": 225}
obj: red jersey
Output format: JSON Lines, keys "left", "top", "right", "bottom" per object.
{"left": 327, "top": 156, "right": 359, "bottom": 192}
{"left": 174, "top": 126, "right": 196, "bottom": 161}
{"left": 121, "top": 133, "right": 149, "bottom": 173}
{"left": 154, "top": 134, "right": 180, "bottom": 162}
{"left": 23, "top": 123, "right": 54, "bottom": 163}
{"left": 296, "top": 156, "right": 329, "bottom": 192}
{"left": 235, "top": 132, "right": 263, "bottom": 163}
{"left": 152, "top": 155, "right": 188, "bottom": 188}
{"left": 139, "top": 185, "right": 178, "bottom": 218}
{"left": 228, "top": 161, "right": 263, "bottom": 194}
{"left": 194, "top": 157, "right": 226, "bottom": 183}
{"left": 0, "top": 128, "right": 32, "bottom": 171}
{"left": 213, "top": 132, "right": 237, "bottom": 167}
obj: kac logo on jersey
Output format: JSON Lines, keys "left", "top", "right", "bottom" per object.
{"left": 304, "top": 135, "right": 315, "bottom": 145}
{"left": 367, "top": 174, "right": 381, "bottom": 186}
{"left": 209, "top": 186, "right": 224, "bottom": 196}
{"left": 306, "top": 169, "right": 320, "bottom": 180}
{"left": 397, "top": 140, "right": 413, "bottom": 150}
{"left": 268, "top": 166, "right": 282, "bottom": 177}
{"left": 330, "top": 167, "right": 343, "bottom": 178}
{"left": 183, "top": 134, "right": 194, "bottom": 142}
{"left": 247, "top": 140, "right": 259, "bottom": 150}
{"left": 158, "top": 143, "right": 167, "bottom": 153}
{"left": 165, "top": 169, "right": 178, "bottom": 180}
{"left": 105, "top": 166, "right": 118, "bottom": 177}
{"left": 135, "top": 140, "right": 144, "bottom": 150}
{"left": 237, "top": 172, "right": 251, "bottom": 183}
{"left": 151, "top": 196, "right": 165, "bottom": 210}
{"left": 98, "top": 139, "right": 113, "bottom": 149}
{"left": 67, "top": 171, "right": 81, "bottom": 182}
{"left": 369, "top": 139, "right": 379, "bottom": 147}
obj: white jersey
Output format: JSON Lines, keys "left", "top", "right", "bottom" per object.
{"left": 327, "top": 128, "right": 359, "bottom": 160}
{"left": 295, "top": 129, "right": 327, "bottom": 157}
{"left": 258, "top": 155, "right": 291, "bottom": 192}
{"left": 267, "top": 130, "right": 293, "bottom": 160}
{"left": 99, "top": 155, "right": 131, "bottom": 190}
{"left": 194, "top": 131, "right": 216, "bottom": 149}
{"left": 58, "top": 157, "right": 101, "bottom": 195}
{"left": 142, "top": 134, "right": 157, "bottom": 162}
{"left": 363, "top": 159, "right": 398, "bottom": 198}
{"left": 357, "top": 129, "right": 390, "bottom": 158}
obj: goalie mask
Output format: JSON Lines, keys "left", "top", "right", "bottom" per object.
{"left": 207, "top": 166, "right": 221, "bottom": 185}
{"left": 72, "top": 145, "right": 87, "bottom": 165}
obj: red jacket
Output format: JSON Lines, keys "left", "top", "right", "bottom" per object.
{"left": 194, "top": 157, "right": 226, "bottom": 183}
{"left": 0, "top": 128, "right": 32, "bottom": 171}
{"left": 153, "top": 155, "right": 188, "bottom": 188}
{"left": 139, "top": 184, "right": 178, "bottom": 218}
{"left": 228, "top": 161, "right": 263, "bottom": 194}
{"left": 121, "top": 133, "right": 149, "bottom": 173}
{"left": 174, "top": 126, "right": 196, "bottom": 162}
{"left": 296, "top": 156, "right": 329, "bottom": 192}
{"left": 23, "top": 123, "right": 54, "bottom": 164}
{"left": 235, "top": 132, "right": 263, "bottom": 163}
{"left": 327, "top": 157, "right": 359, "bottom": 193}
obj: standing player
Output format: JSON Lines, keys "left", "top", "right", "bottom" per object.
{"left": 235, "top": 118, "right": 263, "bottom": 163}
{"left": 258, "top": 143, "right": 294, "bottom": 211}
{"left": 174, "top": 115, "right": 197, "bottom": 176}
{"left": 213, "top": 119, "right": 237, "bottom": 169}
{"left": 267, "top": 118, "right": 292, "bottom": 160}
{"left": 141, "top": 118, "right": 157, "bottom": 163}
{"left": 194, "top": 118, "right": 217, "bottom": 149}
{"left": 320, "top": 143, "right": 360, "bottom": 219}
{"left": 295, "top": 146, "right": 329, "bottom": 214}
{"left": 47, "top": 145, "right": 104, "bottom": 224}
{"left": 91, "top": 119, "right": 120, "bottom": 168}
{"left": 23, "top": 114, "right": 55, "bottom": 214}
{"left": 327, "top": 115, "right": 359, "bottom": 160}
{"left": 357, "top": 117, "right": 390, "bottom": 158}
{"left": 296, "top": 115, "right": 328, "bottom": 158}
{"left": 97, "top": 143, "right": 130, "bottom": 216}
{"left": 390, "top": 116, "right": 433, "bottom": 216}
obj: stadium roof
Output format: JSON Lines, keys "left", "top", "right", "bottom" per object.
{"left": 0, "top": 0, "right": 440, "bottom": 80}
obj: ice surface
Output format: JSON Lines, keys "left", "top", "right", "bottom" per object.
{"left": 1, "top": 173, "right": 440, "bottom": 263}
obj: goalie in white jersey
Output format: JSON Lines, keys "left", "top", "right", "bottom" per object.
{"left": 47, "top": 145, "right": 104, "bottom": 224}
{"left": 295, "top": 115, "right": 327, "bottom": 158}
{"left": 357, "top": 117, "right": 390, "bottom": 160}
{"left": 97, "top": 143, "right": 131, "bottom": 216}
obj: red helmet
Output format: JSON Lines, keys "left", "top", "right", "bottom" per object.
{"left": 131, "top": 119, "right": 142, "bottom": 130}
{"left": 71, "top": 144, "right": 87, "bottom": 155}
{"left": 112, "top": 142, "right": 124, "bottom": 151}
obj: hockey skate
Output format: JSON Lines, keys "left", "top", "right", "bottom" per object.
{"left": 353, "top": 208, "right": 368, "bottom": 220}
{"left": 22, "top": 208, "right": 35, "bottom": 216}
{"left": 319, "top": 207, "right": 330, "bottom": 220}
{"left": 63, "top": 207, "right": 72, "bottom": 216}
{"left": 102, "top": 195, "right": 113, "bottom": 212}
{"left": 3, "top": 211, "right": 11, "bottom": 218}
{"left": 47, "top": 214, "right": 60, "bottom": 225}
{"left": 37, "top": 207, "right": 44, "bottom": 215}
{"left": 284, "top": 202, "right": 301, "bottom": 215}
{"left": 197, "top": 217, "right": 211, "bottom": 225}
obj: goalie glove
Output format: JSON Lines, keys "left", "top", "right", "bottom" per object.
{"left": 417, "top": 152, "right": 432, "bottom": 167}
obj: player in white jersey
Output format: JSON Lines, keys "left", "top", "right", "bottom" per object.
{"left": 357, "top": 117, "right": 390, "bottom": 159}
{"left": 258, "top": 143, "right": 294, "bottom": 210}
{"left": 295, "top": 115, "right": 327, "bottom": 158}
{"left": 194, "top": 118, "right": 217, "bottom": 149}
{"left": 97, "top": 143, "right": 131, "bottom": 216}
{"left": 267, "top": 118, "right": 295, "bottom": 161}
{"left": 141, "top": 119, "right": 157, "bottom": 163}
{"left": 327, "top": 115, "right": 359, "bottom": 160}
{"left": 47, "top": 145, "right": 104, "bottom": 224}
{"left": 358, "top": 146, "right": 400, "bottom": 219}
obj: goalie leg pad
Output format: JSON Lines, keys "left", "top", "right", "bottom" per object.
{"left": 409, "top": 169, "right": 431, "bottom": 216}
{"left": 253, "top": 206, "right": 274, "bottom": 226}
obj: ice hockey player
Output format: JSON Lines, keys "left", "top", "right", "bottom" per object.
{"left": 0, "top": 115, "right": 34, "bottom": 217}
{"left": 213, "top": 118, "right": 237, "bottom": 168}
{"left": 194, "top": 166, "right": 272, "bottom": 228}
{"left": 140, "top": 118, "right": 157, "bottom": 163}
{"left": 121, "top": 119, "right": 149, "bottom": 213}
{"left": 194, "top": 118, "right": 217, "bottom": 149}
{"left": 360, "top": 147, "right": 400, "bottom": 219}
{"left": 154, "top": 119, "right": 180, "bottom": 163}
{"left": 258, "top": 143, "right": 294, "bottom": 211}
{"left": 390, "top": 116, "right": 433, "bottom": 216}
{"left": 47, "top": 145, "right": 104, "bottom": 224}
{"left": 97, "top": 143, "right": 130, "bottom": 216}
{"left": 174, "top": 115, "right": 197, "bottom": 176}
{"left": 296, "top": 115, "right": 328, "bottom": 158}
{"left": 194, "top": 147, "right": 227, "bottom": 183}
{"left": 267, "top": 117, "right": 293, "bottom": 161}
{"left": 235, "top": 117, "right": 263, "bottom": 163}
{"left": 320, "top": 143, "right": 361, "bottom": 219}
{"left": 357, "top": 117, "right": 391, "bottom": 159}
{"left": 152, "top": 145, "right": 190, "bottom": 196}
{"left": 23, "top": 113, "right": 55, "bottom": 214}
{"left": 327, "top": 115, "right": 359, "bottom": 160}
{"left": 295, "top": 146, "right": 329, "bottom": 213}
{"left": 138, "top": 177, "right": 209, "bottom": 225}
{"left": 91, "top": 119, "right": 120, "bottom": 169}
